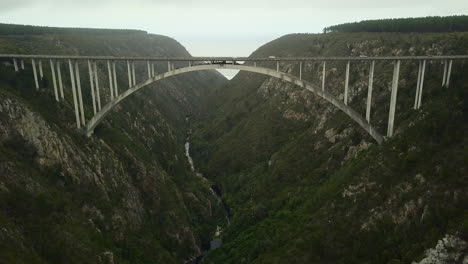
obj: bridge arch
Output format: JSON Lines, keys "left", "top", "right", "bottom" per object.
{"left": 86, "top": 64, "right": 384, "bottom": 144}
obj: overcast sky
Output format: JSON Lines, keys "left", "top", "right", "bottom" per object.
{"left": 1, "top": 0, "right": 467, "bottom": 78}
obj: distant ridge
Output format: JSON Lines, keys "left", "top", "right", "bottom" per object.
{"left": 0, "top": 23, "right": 146, "bottom": 36}
{"left": 323, "top": 15, "right": 468, "bottom": 33}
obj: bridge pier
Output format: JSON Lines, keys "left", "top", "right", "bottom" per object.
{"left": 57, "top": 61, "right": 64, "bottom": 100}
{"left": 254, "top": 61, "right": 257, "bottom": 67}
{"left": 442, "top": 60, "right": 447, "bottom": 86}
{"left": 366, "top": 60, "right": 375, "bottom": 122}
{"left": 75, "top": 61, "right": 85, "bottom": 125}
{"left": 147, "top": 61, "right": 151, "bottom": 78}
{"left": 152, "top": 63, "right": 155, "bottom": 77}
{"left": 387, "top": 60, "right": 400, "bottom": 137}
{"left": 93, "top": 61, "right": 102, "bottom": 111}
{"left": 417, "top": 60, "right": 426, "bottom": 109}
{"left": 88, "top": 60, "right": 97, "bottom": 114}
{"left": 21, "top": 60, "right": 25, "bottom": 70}
{"left": 112, "top": 61, "right": 118, "bottom": 96}
{"left": 107, "top": 60, "right": 114, "bottom": 99}
{"left": 31, "top": 59, "right": 39, "bottom": 90}
{"left": 445, "top": 60, "right": 452, "bottom": 87}
{"left": 49, "top": 59, "right": 59, "bottom": 102}
{"left": 13, "top": 59, "right": 18, "bottom": 72}
{"left": 322, "top": 61, "right": 326, "bottom": 92}
{"left": 68, "top": 59, "right": 81, "bottom": 128}
{"left": 276, "top": 61, "right": 279, "bottom": 72}
{"left": 38, "top": 60, "right": 44, "bottom": 79}
{"left": 344, "top": 61, "right": 350, "bottom": 105}
{"left": 127, "top": 61, "right": 132, "bottom": 87}
{"left": 132, "top": 61, "right": 136, "bottom": 86}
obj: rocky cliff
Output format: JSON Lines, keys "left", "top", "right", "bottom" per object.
{"left": 0, "top": 26, "right": 227, "bottom": 263}
{"left": 191, "top": 32, "right": 468, "bottom": 263}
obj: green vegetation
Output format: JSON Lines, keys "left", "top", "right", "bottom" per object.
{"left": 0, "top": 25, "right": 226, "bottom": 263}
{"left": 324, "top": 16, "right": 468, "bottom": 33}
{"left": 191, "top": 32, "right": 468, "bottom": 263}
{"left": 0, "top": 23, "right": 146, "bottom": 36}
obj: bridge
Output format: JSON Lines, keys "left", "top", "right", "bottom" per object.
{"left": 1, "top": 54, "right": 467, "bottom": 144}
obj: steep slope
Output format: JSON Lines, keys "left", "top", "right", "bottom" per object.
{"left": 0, "top": 25, "right": 227, "bottom": 263}
{"left": 191, "top": 32, "right": 468, "bottom": 263}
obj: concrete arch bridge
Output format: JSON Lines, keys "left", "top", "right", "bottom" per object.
{"left": 1, "top": 54, "right": 467, "bottom": 144}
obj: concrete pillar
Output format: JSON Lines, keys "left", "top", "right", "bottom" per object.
{"left": 32, "top": 59, "right": 39, "bottom": 90}
{"left": 276, "top": 61, "right": 279, "bottom": 72}
{"left": 189, "top": 61, "right": 191, "bottom": 67}
{"left": 446, "top": 60, "right": 452, "bottom": 88}
{"left": 366, "top": 60, "right": 375, "bottom": 122}
{"left": 322, "top": 61, "right": 326, "bottom": 92}
{"left": 132, "top": 61, "right": 136, "bottom": 86}
{"left": 13, "top": 59, "right": 18, "bottom": 72}
{"left": 88, "top": 60, "right": 97, "bottom": 115}
{"left": 57, "top": 61, "right": 64, "bottom": 100}
{"left": 172, "top": 62, "right": 175, "bottom": 71}
{"left": 168, "top": 61, "right": 170, "bottom": 71}
{"left": 21, "top": 60, "right": 25, "bottom": 70}
{"left": 147, "top": 61, "right": 151, "bottom": 78}
{"left": 127, "top": 60, "right": 132, "bottom": 88}
{"left": 75, "top": 61, "right": 85, "bottom": 125}
{"left": 107, "top": 60, "right": 114, "bottom": 99}
{"left": 49, "top": 59, "right": 59, "bottom": 102}
{"left": 414, "top": 61, "right": 422, "bottom": 110}
{"left": 442, "top": 60, "right": 447, "bottom": 86}
{"left": 93, "top": 61, "right": 102, "bottom": 111}
{"left": 344, "top": 61, "right": 350, "bottom": 105}
{"left": 417, "top": 60, "right": 426, "bottom": 109}
{"left": 387, "top": 60, "right": 400, "bottom": 137}
{"left": 68, "top": 60, "right": 81, "bottom": 128}
{"left": 151, "top": 63, "right": 155, "bottom": 77}
{"left": 299, "top": 62, "right": 302, "bottom": 80}
{"left": 38, "top": 60, "right": 44, "bottom": 79}
{"left": 254, "top": 61, "right": 257, "bottom": 67}
{"left": 112, "top": 61, "right": 118, "bottom": 96}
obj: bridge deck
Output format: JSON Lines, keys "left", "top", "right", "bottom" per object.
{"left": 1, "top": 54, "right": 468, "bottom": 61}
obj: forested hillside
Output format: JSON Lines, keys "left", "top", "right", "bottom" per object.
{"left": 191, "top": 32, "right": 468, "bottom": 263}
{"left": 0, "top": 25, "right": 227, "bottom": 263}
{"left": 324, "top": 16, "right": 468, "bottom": 33}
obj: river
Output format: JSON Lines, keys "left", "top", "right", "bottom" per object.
{"left": 184, "top": 136, "right": 229, "bottom": 263}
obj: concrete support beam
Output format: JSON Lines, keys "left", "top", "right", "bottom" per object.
{"left": 366, "top": 60, "right": 375, "bottom": 122}
{"left": 32, "top": 59, "right": 39, "bottom": 90}
{"left": 13, "top": 59, "right": 18, "bottom": 72}
{"left": 387, "top": 60, "right": 400, "bottom": 137}
{"left": 322, "top": 61, "right": 326, "bottom": 92}
{"left": 88, "top": 60, "right": 97, "bottom": 115}
{"left": 38, "top": 60, "right": 44, "bottom": 79}
{"left": 446, "top": 60, "right": 452, "bottom": 88}
{"left": 276, "top": 61, "right": 279, "bottom": 72}
{"left": 299, "top": 62, "right": 302, "bottom": 80}
{"left": 414, "top": 61, "right": 422, "bottom": 110}
{"left": 442, "top": 60, "right": 447, "bottom": 86}
{"left": 168, "top": 61, "right": 170, "bottom": 71}
{"left": 344, "top": 61, "right": 350, "bottom": 105}
{"left": 68, "top": 60, "right": 81, "bottom": 128}
{"left": 57, "top": 61, "right": 64, "bottom": 100}
{"left": 21, "top": 60, "right": 25, "bottom": 70}
{"left": 417, "top": 60, "right": 426, "bottom": 109}
{"left": 147, "top": 61, "right": 151, "bottom": 78}
{"left": 127, "top": 60, "right": 132, "bottom": 88}
{"left": 93, "top": 61, "right": 102, "bottom": 111}
{"left": 151, "top": 63, "right": 155, "bottom": 77}
{"left": 50, "top": 59, "right": 59, "bottom": 102}
{"left": 75, "top": 61, "right": 85, "bottom": 125}
{"left": 107, "top": 60, "right": 114, "bottom": 99}
{"left": 113, "top": 61, "right": 118, "bottom": 96}
{"left": 132, "top": 61, "right": 136, "bottom": 86}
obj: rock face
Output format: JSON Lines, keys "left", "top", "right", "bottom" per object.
{"left": 413, "top": 234, "right": 468, "bottom": 264}
{"left": 0, "top": 28, "right": 226, "bottom": 263}
{"left": 191, "top": 32, "right": 468, "bottom": 263}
